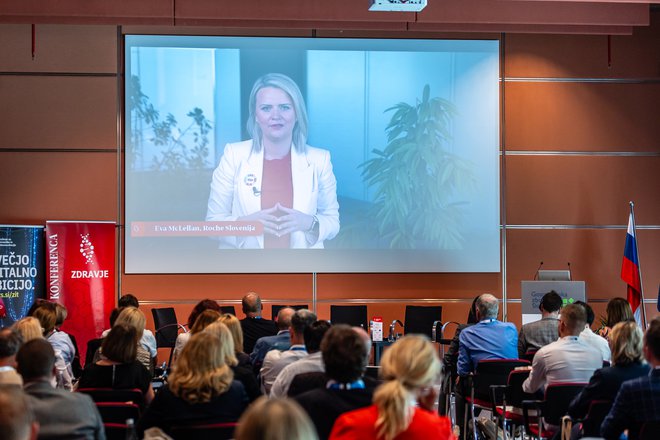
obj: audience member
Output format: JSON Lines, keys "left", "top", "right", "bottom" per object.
{"left": 250, "top": 306, "right": 295, "bottom": 371}
{"left": 235, "top": 396, "right": 319, "bottom": 440}
{"left": 51, "top": 303, "right": 80, "bottom": 377}
{"left": 172, "top": 309, "right": 222, "bottom": 366}
{"left": 601, "top": 315, "right": 660, "bottom": 440}
{"left": 0, "top": 384, "right": 39, "bottom": 440}
{"left": 102, "top": 294, "right": 157, "bottom": 362}
{"left": 173, "top": 299, "right": 221, "bottom": 362}
{"left": 0, "top": 327, "right": 23, "bottom": 386}
{"left": 597, "top": 297, "right": 634, "bottom": 340}
{"left": 13, "top": 316, "right": 72, "bottom": 391}
{"left": 518, "top": 290, "right": 562, "bottom": 358}
{"left": 261, "top": 309, "right": 316, "bottom": 394}
{"left": 330, "top": 335, "right": 453, "bottom": 440}
{"left": 218, "top": 313, "right": 251, "bottom": 368}
{"left": 108, "top": 307, "right": 154, "bottom": 374}
{"left": 271, "top": 320, "right": 331, "bottom": 398}
{"left": 240, "top": 292, "right": 278, "bottom": 354}
{"left": 295, "top": 324, "right": 375, "bottom": 440}
{"left": 568, "top": 321, "right": 649, "bottom": 421}
{"left": 523, "top": 303, "right": 602, "bottom": 395}
{"left": 575, "top": 301, "right": 611, "bottom": 362}
{"left": 204, "top": 320, "right": 261, "bottom": 402}
{"left": 17, "top": 339, "right": 104, "bottom": 440}
{"left": 77, "top": 324, "right": 154, "bottom": 405}
{"left": 137, "top": 331, "right": 248, "bottom": 436}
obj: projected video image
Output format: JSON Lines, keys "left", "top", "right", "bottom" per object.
{"left": 124, "top": 36, "right": 500, "bottom": 273}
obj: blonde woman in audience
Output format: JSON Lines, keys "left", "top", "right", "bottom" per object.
{"left": 12, "top": 316, "right": 73, "bottom": 391}
{"left": 137, "top": 330, "right": 248, "bottom": 436}
{"left": 597, "top": 298, "right": 634, "bottom": 340}
{"left": 568, "top": 321, "right": 649, "bottom": 422}
{"left": 330, "top": 334, "right": 454, "bottom": 440}
{"left": 172, "top": 299, "right": 222, "bottom": 363}
{"left": 205, "top": 320, "right": 262, "bottom": 401}
{"left": 171, "top": 309, "right": 222, "bottom": 366}
{"left": 235, "top": 396, "right": 319, "bottom": 440}
{"left": 111, "top": 306, "right": 154, "bottom": 373}
{"left": 218, "top": 313, "right": 251, "bottom": 367}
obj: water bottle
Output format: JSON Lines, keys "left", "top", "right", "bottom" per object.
{"left": 125, "top": 418, "right": 138, "bottom": 440}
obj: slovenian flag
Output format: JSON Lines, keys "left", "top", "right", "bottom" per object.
{"left": 621, "top": 212, "right": 642, "bottom": 326}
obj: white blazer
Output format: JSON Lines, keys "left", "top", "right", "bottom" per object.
{"left": 206, "top": 140, "right": 340, "bottom": 249}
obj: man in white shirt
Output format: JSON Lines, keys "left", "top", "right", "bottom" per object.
{"left": 270, "top": 320, "right": 331, "bottom": 398}
{"left": 523, "top": 303, "right": 603, "bottom": 394}
{"left": 575, "top": 301, "right": 611, "bottom": 362}
{"left": 260, "top": 309, "right": 316, "bottom": 394}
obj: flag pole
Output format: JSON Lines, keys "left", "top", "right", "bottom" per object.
{"left": 630, "top": 201, "right": 648, "bottom": 328}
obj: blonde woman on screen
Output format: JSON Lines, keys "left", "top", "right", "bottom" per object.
{"left": 206, "top": 73, "right": 339, "bottom": 249}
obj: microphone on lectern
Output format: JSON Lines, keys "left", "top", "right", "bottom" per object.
{"left": 534, "top": 261, "right": 544, "bottom": 280}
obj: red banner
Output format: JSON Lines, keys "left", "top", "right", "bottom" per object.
{"left": 45, "top": 221, "right": 116, "bottom": 361}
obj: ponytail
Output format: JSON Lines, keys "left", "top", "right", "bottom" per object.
{"left": 373, "top": 379, "right": 414, "bottom": 440}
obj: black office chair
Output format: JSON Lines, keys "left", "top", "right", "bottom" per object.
{"left": 404, "top": 305, "right": 443, "bottom": 340}
{"left": 151, "top": 307, "right": 184, "bottom": 367}
{"left": 219, "top": 305, "right": 236, "bottom": 316}
{"left": 271, "top": 304, "right": 309, "bottom": 319}
{"left": 330, "top": 305, "right": 368, "bottom": 329}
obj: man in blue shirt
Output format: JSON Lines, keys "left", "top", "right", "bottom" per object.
{"left": 456, "top": 293, "right": 518, "bottom": 437}
{"left": 458, "top": 293, "right": 518, "bottom": 376}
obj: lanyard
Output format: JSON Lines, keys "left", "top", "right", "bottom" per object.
{"left": 327, "top": 379, "right": 365, "bottom": 390}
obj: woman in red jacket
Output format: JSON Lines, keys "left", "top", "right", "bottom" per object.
{"left": 330, "top": 334, "right": 455, "bottom": 440}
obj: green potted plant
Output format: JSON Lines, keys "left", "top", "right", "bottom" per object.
{"left": 358, "top": 84, "right": 476, "bottom": 249}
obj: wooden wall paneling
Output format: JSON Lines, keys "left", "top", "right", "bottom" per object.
{"left": 505, "top": 155, "right": 660, "bottom": 225}
{"left": 0, "top": 76, "right": 117, "bottom": 149}
{"left": 0, "top": 152, "right": 118, "bottom": 223}
{"left": 504, "top": 15, "right": 660, "bottom": 78}
{"left": 316, "top": 273, "right": 501, "bottom": 300}
{"left": 504, "top": 82, "right": 660, "bottom": 151}
{"left": 120, "top": 273, "right": 313, "bottom": 303}
{"left": 0, "top": 25, "right": 117, "bottom": 73}
{"left": 506, "top": 229, "right": 660, "bottom": 300}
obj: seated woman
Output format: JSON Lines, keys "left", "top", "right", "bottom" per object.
{"left": 218, "top": 313, "right": 251, "bottom": 368}
{"left": 108, "top": 307, "right": 154, "bottom": 374}
{"left": 29, "top": 306, "right": 74, "bottom": 391}
{"left": 330, "top": 334, "right": 454, "bottom": 440}
{"left": 137, "top": 330, "right": 249, "bottom": 436}
{"left": 597, "top": 297, "right": 634, "bottom": 340}
{"left": 235, "top": 397, "right": 318, "bottom": 440}
{"left": 172, "top": 309, "right": 222, "bottom": 367}
{"left": 173, "top": 299, "right": 222, "bottom": 363}
{"left": 77, "top": 324, "right": 154, "bottom": 405}
{"left": 205, "top": 319, "right": 261, "bottom": 402}
{"left": 568, "top": 321, "right": 649, "bottom": 426}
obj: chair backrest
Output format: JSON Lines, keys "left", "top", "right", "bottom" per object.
{"left": 404, "top": 305, "right": 442, "bottom": 339}
{"left": 330, "top": 305, "right": 368, "bottom": 329}
{"left": 85, "top": 338, "right": 103, "bottom": 367}
{"left": 523, "top": 349, "right": 537, "bottom": 363}
{"left": 581, "top": 399, "right": 612, "bottom": 437}
{"left": 505, "top": 369, "right": 536, "bottom": 408}
{"left": 95, "top": 402, "right": 141, "bottom": 424}
{"left": 103, "top": 423, "right": 131, "bottom": 440}
{"left": 473, "top": 359, "right": 530, "bottom": 401}
{"left": 151, "top": 307, "right": 179, "bottom": 348}
{"left": 219, "top": 305, "right": 236, "bottom": 316}
{"left": 542, "top": 383, "right": 586, "bottom": 426}
{"left": 77, "top": 388, "right": 144, "bottom": 408}
{"left": 271, "top": 304, "right": 309, "bottom": 319}
{"left": 170, "top": 422, "right": 238, "bottom": 440}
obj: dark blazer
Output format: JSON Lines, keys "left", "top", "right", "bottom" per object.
{"left": 137, "top": 381, "right": 248, "bottom": 436}
{"left": 568, "top": 361, "right": 650, "bottom": 419}
{"left": 601, "top": 368, "right": 660, "bottom": 440}
{"left": 240, "top": 317, "right": 278, "bottom": 355}
{"left": 295, "top": 386, "right": 375, "bottom": 440}
{"left": 24, "top": 380, "right": 105, "bottom": 440}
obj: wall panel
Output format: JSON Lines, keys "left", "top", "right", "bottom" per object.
{"left": 0, "top": 76, "right": 117, "bottom": 149}
{"left": 0, "top": 152, "right": 117, "bottom": 223}
{"left": 505, "top": 155, "right": 660, "bottom": 225}
{"left": 504, "top": 82, "right": 660, "bottom": 151}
